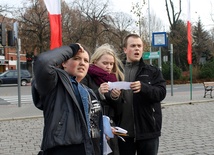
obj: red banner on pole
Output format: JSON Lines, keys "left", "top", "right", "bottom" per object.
{"left": 187, "top": 0, "right": 192, "bottom": 65}
{"left": 44, "top": 0, "right": 62, "bottom": 50}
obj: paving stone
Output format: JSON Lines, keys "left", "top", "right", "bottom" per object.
{"left": 0, "top": 93, "right": 214, "bottom": 154}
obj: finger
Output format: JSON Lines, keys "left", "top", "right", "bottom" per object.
{"left": 106, "top": 135, "right": 110, "bottom": 140}
{"left": 133, "top": 89, "right": 140, "bottom": 93}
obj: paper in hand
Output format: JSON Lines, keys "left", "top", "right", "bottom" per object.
{"left": 113, "top": 126, "right": 128, "bottom": 136}
{"left": 108, "top": 81, "right": 131, "bottom": 90}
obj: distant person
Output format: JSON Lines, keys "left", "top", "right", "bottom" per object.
{"left": 117, "top": 34, "right": 166, "bottom": 155}
{"left": 81, "top": 43, "right": 124, "bottom": 155}
{"left": 32, "top": 44, "right": 97, "bottom": 155}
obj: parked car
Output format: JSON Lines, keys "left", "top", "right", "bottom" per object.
{"left": 0, "top": 70, "right": 32, "bottom": 86}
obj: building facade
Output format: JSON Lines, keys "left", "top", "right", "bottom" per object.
{"left": 0, "top": 16, "right": 27, "bottom": 73}
{"left": 0, "top": 46, "right": 27, "bottom": 73}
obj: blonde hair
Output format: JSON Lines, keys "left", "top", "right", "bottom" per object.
{"left": 91, "top": 43, "right": 124, "bottom": 81}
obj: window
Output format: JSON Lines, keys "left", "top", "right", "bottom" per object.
{"left": 5, "top": 71, "right": 15, "bottom": 77}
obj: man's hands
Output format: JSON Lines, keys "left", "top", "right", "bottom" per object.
{"left": 130, "top": 81, "right": 141, "bottom": 93}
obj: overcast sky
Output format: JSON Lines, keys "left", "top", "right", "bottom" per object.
{"left": 1, "top": 0, "right": 214, "bottom": 30}
{"left": 112, "top": 0, "right": 214, "bottom": 30}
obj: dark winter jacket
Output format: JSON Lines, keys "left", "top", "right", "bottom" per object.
{"left": 32, "top": 46, "right": 94, "bottom": 154}
{"left": 81, "top": 74, "right": 123, "bottom": 124}
{"left": 119, "top": 59, "right": 166, "bottom": 140}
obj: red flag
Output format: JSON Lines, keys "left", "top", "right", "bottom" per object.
{"left": 44, "top": 0, "right": 62, "bottom": 50}
{"left": 187, "top": 0, "right": 192, "bottom": 65}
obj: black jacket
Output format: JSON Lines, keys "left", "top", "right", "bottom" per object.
{"left": 81, "top": 74, "right": 123, "bottom": 124}
{"left": 119, "top": 59, "right": 166, "bottom": 140}
{"left": 32, "top": 46, "right": 94, "bottom": 154}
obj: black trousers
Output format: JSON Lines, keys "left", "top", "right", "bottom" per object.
{"left": 118, "top": 137, "right": 159, "bottom": 155}
{"left": 108, "top": 136, "right": 120, "bottom": 155}
{"left": 43, "top": 143, "right": 86, "bottom": 155}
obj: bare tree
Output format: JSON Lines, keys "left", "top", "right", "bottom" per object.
{"left": 131, "top": 1, "right": 146, "bottom": 37}
{"left": 17, "top": 0, "right": 50, "bottom": 54}
{"left": 0, "top": 4, "right": 14, "bottom": 24}
{"left": 131, "top": 1, "right": 164, "bottom": 52}
{"left": 165, "top": 0, "right": 189, "bottom": 70}
{"left": 73, "top": 0, "right": 111, "bottom": 51}
{"left": 13, "top": 0, "right": 135, "bottom": 56}
{"left": 0, "top": 4, "right": 13, "bottom": 15}
{"left": 107, "top": 12, "right": 133, "bottom": 53}
{"left": 61, "top": 1, "right": 90, "bottom": 46}
{"left": 165, "top": 0, "right": 181, "bottom": 30}
{"left": 209, "top": 1, "right": 214, "bottom": 23}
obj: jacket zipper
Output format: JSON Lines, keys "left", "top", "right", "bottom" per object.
{"left": 152, "top": 108, "right": 156, "bottom": 127}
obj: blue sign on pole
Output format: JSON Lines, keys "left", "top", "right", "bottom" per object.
{"left": 152, "top": 32, "right": 168, "bottom": 47}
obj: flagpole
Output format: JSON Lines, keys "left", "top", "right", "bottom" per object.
{"left": 148, "top": 0, "right": 152, "bottom": 65}
{"left": 187, "top": 0, "right": 192, "bottom": 101}
{"left": 190, "top": 64, "right": 192, "bottom": 100}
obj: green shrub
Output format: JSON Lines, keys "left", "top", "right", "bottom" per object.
{"left": 162, "top": 62, "right": 182, "bottom": 80}
{"left": 199, "top": 61, "right": 214, "bottom": 79}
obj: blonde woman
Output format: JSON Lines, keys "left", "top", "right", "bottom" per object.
{"left": 81, "top": 43, "right": 124, "bottom": 155}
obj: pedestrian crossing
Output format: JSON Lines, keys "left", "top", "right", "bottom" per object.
{"left": 0, "top": 95, "right": 33, "bottom": 105}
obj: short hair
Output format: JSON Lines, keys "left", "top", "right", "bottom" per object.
{"left": 91, "top": 43, "right": 124, "bottom": 81}
{"left": 123, "top": 34, "right": 141, "bottom": 48}
{"left": 80, "top": 44, "right": 91, "bottom": 59}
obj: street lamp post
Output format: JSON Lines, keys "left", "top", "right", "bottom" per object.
{"left": 148, "top": 0, "right": 152, "bottom": 64}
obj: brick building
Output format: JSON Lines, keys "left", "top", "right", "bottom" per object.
{"left": 0, "top": 15, "right": 27, "bottom": 73}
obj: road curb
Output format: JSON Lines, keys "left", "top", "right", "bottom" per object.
{"left": 0, "top": 115, "right": 43, "bottom": 121}
{"left": 161, "top": 99, "right": 214, "bottom": 107}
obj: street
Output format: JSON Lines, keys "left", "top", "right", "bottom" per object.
{"left": 0, "top": 102, "right": 214, "bottom": 155}
{"left": 0, "top": 85, "right": 32, "bottom": 105}
{"left": 0, "top": 83, "right": 206, "bottom": 105}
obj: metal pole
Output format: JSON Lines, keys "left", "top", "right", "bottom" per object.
{"left": 17, "top": 38, "right": 21, "bottom": 107}
{"left": 170, "top": 44, "right": 173, "bottom": 96}
{"left": 190, "top": 64, "right": 192, "bottom": 100}
{"left": 158, "top": 47, "right": 162, "bottom": 70}
{"left": 148, "top": 0, "right": 152, "bottom": 64}
{"left": 13, "top": 22, "right": 21, "bottom": 107}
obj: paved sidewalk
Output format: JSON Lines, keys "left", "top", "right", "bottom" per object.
{"left": 0, "top": 104, "right": 43, "bottom": 121}
{"left": 162, "top": 90, "right": 214, "bottom": 105}
{"left": 0, "top": 88, "right": 214, "bottom": 120}
{"left": 1, "top": 87, "right": 214, "bottom": 155}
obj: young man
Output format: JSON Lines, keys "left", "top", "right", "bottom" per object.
{"left": 117, "top": 34, "right": 166, "bottom": 155}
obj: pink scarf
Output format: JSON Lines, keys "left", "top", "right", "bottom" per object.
{"left": 88, "top": 64, "right": 117, "bottom": 86}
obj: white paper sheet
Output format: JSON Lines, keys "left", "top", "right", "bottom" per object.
{"left": 108, "top": 81, "right": 131, "bottom": 90}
